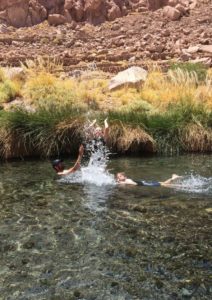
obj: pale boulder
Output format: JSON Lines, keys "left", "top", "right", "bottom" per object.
{"left": 200, "top": 45, "right": 212, "bottom": 54}
{"left": 109, "top": 66, "right": 148, "bottom": 90}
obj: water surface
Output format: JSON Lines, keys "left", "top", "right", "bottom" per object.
{"left": 0, "top": 155, "right": 211, "bottom": 300}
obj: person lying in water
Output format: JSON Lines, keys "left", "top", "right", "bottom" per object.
{"left": 52, "top": 144, "right": 84, "bottom": 176}
{"left": 116, "top": 172, "right": 182, "bottom": 187}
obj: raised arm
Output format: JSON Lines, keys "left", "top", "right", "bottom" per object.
{"left": 58, "top": 145, "right": 84, "bottom": 175}
{"left": 88, "top": 119, "right": 97, "bottom": 129}
{"left": 103, "top": 117, "right": 109, "bottom": 142}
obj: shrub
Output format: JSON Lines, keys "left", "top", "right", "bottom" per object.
{"left": 0, "top": 105, "right": 85, "bottom": 158}
{"left": 169, "top": 62, "right": 207, "bottom": 82}
{"left": 0, "top": 68, "right": 5, "bottom": 82}
{"left": 0, "top": 80, "right": 21, "bottom": 103}
{"left": 24, "top": 72, "right": 78, "bottom": 107}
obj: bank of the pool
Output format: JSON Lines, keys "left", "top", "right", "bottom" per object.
{"left": 0, "top": 104, "right": 211, "bottom": 160}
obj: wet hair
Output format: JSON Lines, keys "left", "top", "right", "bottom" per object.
{"left": 52, "top": 159, "right": 64, "bottom": 172}
{"left": 116, "top": 172, "right": 126, "bottom": 181}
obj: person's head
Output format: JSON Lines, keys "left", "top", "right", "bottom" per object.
{"left": 94, "top": 126, "right": 103, "bottom": 138}
{"left": 116, "top": 172, "right": 127, "bottom": 182}
{"left": 52, "top": 159, "right": 64, "bottom": 173}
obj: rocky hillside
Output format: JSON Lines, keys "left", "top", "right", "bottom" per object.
{"left": 0, "top": 0, "right": 211, "bottom": 71}
{"left": 0, "top": 0, "right": 198, "bottom": 27}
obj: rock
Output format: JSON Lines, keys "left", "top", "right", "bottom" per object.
{"left": 0, "top": 10, "right": 7, "bottom": 23}
{"left": 175, "top": 4, "right": 187, "bottom": 14}
{"left": 0, "top": 0, "right": 154, "bottom": 27}
{"left": 200, "top": 45, "right": 212, "bottom": 54}
{"left": 181, "top": 288, "right": 192, "bottom": 297}
{"left": 166, "top": 0, "right": 179, "bottom": 7}
{"left": 7, "top": 1, "right": 29, "bottom": 28}
{"left": 107, "top": 4, "right": 122, "bottom": 22}
{"left": 190, "top": 58, "right": 211, "bottom": 66}
{"left": 109, "top": 66, "right": 148, "bottom": 90}
{"left": 3, "top": 67, "right": 24, "bottom": 80}
{"left": 0, "top": 23, "right": 9, "bottom": 33}
{"left": 185, "top": 45, "right": 200, "bottom": 53}
{"left": 189, "top": 0, "right": 197, "bottom": 9}
{"left": 163, "top": 6, "right": 182, "bottom": 21}
{"left": 48, "top": 14, "right": 66, "bottom": 26}
{"left": 148, "top": 0, "right": 164, "bottom": 10}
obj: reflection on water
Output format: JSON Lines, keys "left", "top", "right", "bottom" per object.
{"left": 0, "top": 155, "right": 211, "bottom": 299}
{"left": 82, "top": 184, "right": 115, "bottom": 212}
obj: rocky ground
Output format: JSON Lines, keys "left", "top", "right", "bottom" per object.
{"left": 0, "top": 1, "right": 211, "bottom": 73}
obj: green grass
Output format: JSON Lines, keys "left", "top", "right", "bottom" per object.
{"left": 0, "top": 101, "right": 211, "bottom": 158}
{"left": 0, "top": 105, "right": 85, "bottom": 158}
{"left": 106, "top": 101, "right": 212, "bottom": 154}
{"left": 169, "top": 62, "right": 207, "bottom": 82}
{"left": 0, "top": 60, "right": 211, "bottom": 158}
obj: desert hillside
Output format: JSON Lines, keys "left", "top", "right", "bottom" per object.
{"left": 0, "top": 0, "right": 211, "bottom": 159}
{"left": 0, "top": 0, "right": 211, "bottom": 71}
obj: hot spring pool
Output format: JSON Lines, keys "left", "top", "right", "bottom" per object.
{"left": 0, "top": 154, "right": 211, "bottom": 299}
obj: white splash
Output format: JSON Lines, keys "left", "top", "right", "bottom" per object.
{"left": 59, "top": 137, "right": 115, "bottom": 187}
{"left": 172, "top": 174, "right": 212, "bottom": 195}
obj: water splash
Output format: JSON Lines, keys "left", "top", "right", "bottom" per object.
{"left": 58, "top": 138, "right": 115, "bottom": 211}
{"left": 172, "top": 174, "right": 212, "bottom": 195}
{"left": 59, "top": 136, "right": 115, "bottom": 187}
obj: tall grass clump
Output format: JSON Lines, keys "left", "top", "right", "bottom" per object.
{"left": 0, "top": 67, "right": 21, "bottom": 104}
{"left": 23, "top": 71, "right": 83, "bottom": 108}
{"left": 0, "top": 105, "right": 85, "bottom": 159}
{"left": 140, "top": 69, "right": 212, "bottom": 110}
{"left": 108, "top": 99, "right": 212, "bottom": 154}
{"left": 21, "top": 57, "right": 63, "bottom": 76}
{"left": 169, "top": 62, "right": 207, "bottom": 82}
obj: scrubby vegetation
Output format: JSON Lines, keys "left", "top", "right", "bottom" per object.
{"left": 0, "top": 71, "right": 21, "bottom": 104}
{"left": 0, "top": 60, "right": 211, "bottom": 159}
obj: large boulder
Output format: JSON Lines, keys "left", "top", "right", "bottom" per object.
{"left": 0, "top": 0, "right": 47, "bottom": 27}
{"left": 163, "top": 5, "right": 182, "bottom": 20}
{"left": 48, "top": 14, "right": 66, "bottom": 25}
{"left": 0, "top": 0, "right": 192, "bottom": 27}
{"left": 109, "top": 66, "right": 148, "bottom": 90}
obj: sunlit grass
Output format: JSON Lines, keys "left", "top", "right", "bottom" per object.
{"left": 0, "top": 61, "right": 211, "bottom": 157}
{"left": 140, "top": 70, "right": 212, "bottom": 110}
{"left": 23, "top": 71, "right": 87, "bottom": 109}
{"left": 0, "top": 79, "right": 21, "bottom": 104}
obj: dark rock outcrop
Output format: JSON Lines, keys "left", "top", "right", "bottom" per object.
{"left": 0, "top": 0, "right": 194, "bottom": 28}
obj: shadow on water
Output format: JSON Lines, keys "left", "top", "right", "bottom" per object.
{"left": 0, "top": 154, "right": 211, "bottom": 299}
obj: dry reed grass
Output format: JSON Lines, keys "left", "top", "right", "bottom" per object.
{"left": 181, "top": 124, "right": 212, "bottom": 152}
{"left": 109, "top": 122, "right": 156, "bottom": 153}
{"left": 140, "top": 70, "right": 212, "bottom": 110}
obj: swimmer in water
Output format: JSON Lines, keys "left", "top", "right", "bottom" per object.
{"left": 116, "top": 173, "right": 182, "bottom": 187}
{"left": 52, "top": 144, "right": 84, "bottom": 176}
{"left": 87, "top": 118, "right": 109, "bottom": 144}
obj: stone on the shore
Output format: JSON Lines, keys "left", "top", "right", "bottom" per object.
{"left": 163, "top": 6, "right": 182, "bottom": 21}
{"left": 200, "top": 45, "right": 212, "bottom": 54}
{"left": 109, "top": 66, "right": 148, "bottom": 90}
{"left": 48, "top": 14, "right": 66, "bottom": 26}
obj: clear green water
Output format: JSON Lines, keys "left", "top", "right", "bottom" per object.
{"left": 0, "top": 155, "right": 211, "bottom": 300}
